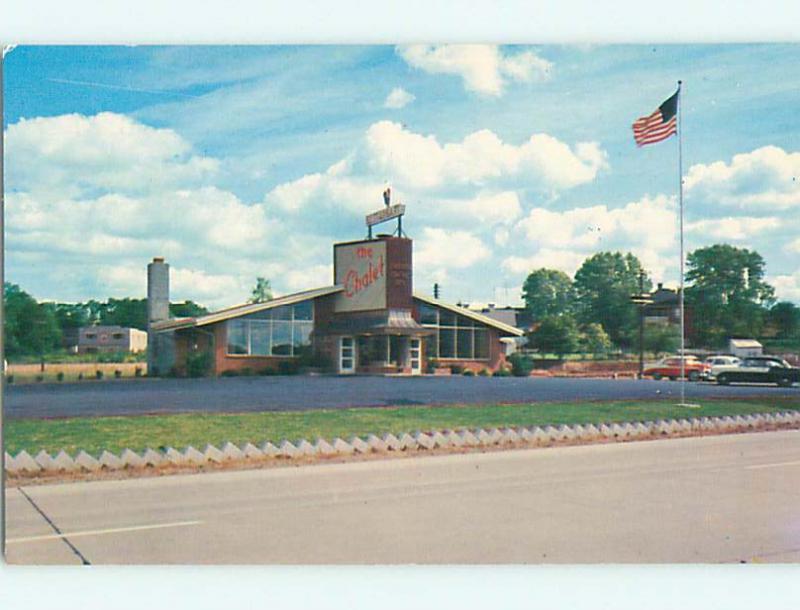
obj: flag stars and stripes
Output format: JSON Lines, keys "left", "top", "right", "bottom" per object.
{"left": 632, "top": 89, "right": 679, "bottom": 147}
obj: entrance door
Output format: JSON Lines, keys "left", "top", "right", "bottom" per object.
{"left": 339, "top": 336, "right": 356, "bottom": 374}
{"left": 409, "top": 338, "right": 421, "bottom": 375}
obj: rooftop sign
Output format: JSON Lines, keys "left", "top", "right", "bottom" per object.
{"left": 366, "top": 204, "right": 405, "bottom": 228}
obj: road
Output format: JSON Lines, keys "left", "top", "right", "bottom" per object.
{"left": 5, "top": 429, "right": 800, "bottom": 564}
{"left": 4, "top": 375, "right": 798, "bottom": 419}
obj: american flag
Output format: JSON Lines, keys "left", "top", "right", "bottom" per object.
{"left": 632, "top": 89, "right": 679, "bottom": 147}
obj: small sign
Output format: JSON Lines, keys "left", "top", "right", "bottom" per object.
{"left": 366, "top": 204, "right": 405, "bottom": 227}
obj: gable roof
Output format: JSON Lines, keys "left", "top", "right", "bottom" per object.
{"left": 413, "top": 294, "right": 524, "bottom": 336}
{"left": 151, "top": 285, "right": 343, "bottom": 332}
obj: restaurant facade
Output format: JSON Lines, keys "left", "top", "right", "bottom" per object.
{"left": 148, "top": 225, "right": 522, "bottom": 377}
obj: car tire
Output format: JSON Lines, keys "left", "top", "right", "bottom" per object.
{"left": 777, "top": 376, "right": 793, "bottom": 388}
{"left": 688, "top": 371, "right": 700, "bottom": 382}
{"left": 652, "top": 372, "right": 662, "bottom": 380}
{"left": 717, "top": 374, "right": 730, "bottom": 386}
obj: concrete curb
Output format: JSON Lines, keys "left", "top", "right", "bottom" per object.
{"left": 5, "top": 411, "right": 800, "bottom": 478}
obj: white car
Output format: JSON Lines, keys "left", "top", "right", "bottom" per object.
{"left": 704, "top": 355, "right": 741, "bottom": 380}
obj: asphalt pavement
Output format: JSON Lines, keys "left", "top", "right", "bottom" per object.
{"left": 6, "top": 429, "right": 800, "bottom": 563}
{"left": 4, "top": 375, "right": 798, "bottom": 419}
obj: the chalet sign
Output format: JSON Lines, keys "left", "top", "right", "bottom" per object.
{"left": 366, "top": 204, "right": 405, "bottom": 227}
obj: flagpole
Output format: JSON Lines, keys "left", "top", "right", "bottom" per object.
{"left": 677, "top": 79, "right": 685, "bottom": 405}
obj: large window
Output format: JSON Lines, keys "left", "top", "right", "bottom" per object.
{"left": 419, "top": 303, "right": 490, "bottom": 361}
{"left": 226, "top": 301, "right": 314, "bottom": 357}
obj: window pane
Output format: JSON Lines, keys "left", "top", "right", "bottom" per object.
{"left": 439, "top": 328, "right": 455, "bottom": 358}
{"left": 424, "top": 333, "right": 438, "bottom": 359}
{"left": 419, "top": 303, "right": 438, "bottom": 325}
{"left": 271, "top": 305, "right": 293, "bottom": 321}
{"left": 272, "top": 321, "right": 292, "bottom": 355}
{"left": 294, "top": 321, "right": 313, "bottom": 348}
{"left": 439, "top": 310, "right": 457, "bottom": 327}
{"left": 457, "top": 315, "right": 474, "bottom": 328}
{"left": 293, "top": 300, "right": 313, "bottom": 321}
{"left": 227, "top": 320, "right": 249, "bottom": 355}
{"left": 245, "top": 309, "right": 272, "bottom": 320}
{"left": 250, "top": 321, "right": 271, "bottom": 355}
{"left": 457, "top": 328, "right": 473, "bottom": 359}
{"left": 389, "top": 336, "right": 401, "bottom": 364}
{"left": 474, "top": 329, "right": 489, "bottom": 359}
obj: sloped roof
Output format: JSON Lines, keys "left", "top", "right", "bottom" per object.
{"left": 151, "top": 285, "right": 343, "bottom": 332}
{"left": 413, "top": 294, "right": 524, "bottom": 336}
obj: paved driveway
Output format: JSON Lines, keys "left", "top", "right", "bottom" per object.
{"left": 4, "top": 375, "right": 797, "bottom": 419}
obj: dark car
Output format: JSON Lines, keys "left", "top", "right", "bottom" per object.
{"left": 715, "top": 356, "right": 800, "bottom": 387}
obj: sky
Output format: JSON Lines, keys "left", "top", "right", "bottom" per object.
{"left": 4, "top": 44, "right": 800, "bottom": 309}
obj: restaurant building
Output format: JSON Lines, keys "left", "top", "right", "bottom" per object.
{"left": 148, "top": 218, "right": 522, "bottom": 376}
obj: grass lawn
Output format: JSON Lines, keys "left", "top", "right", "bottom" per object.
{"left": 5, "top": 397, "right": 800, "bottom": 456}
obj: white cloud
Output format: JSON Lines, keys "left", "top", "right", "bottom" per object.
{"left": 397, "top": 45, "right": 552, "bottom": 96}
{"left": 515, "top": 195, "right": 677, "bottom": 252}
{"left": 284, "top": 264, "right": 334, "bottom": 292}
{"left": 502, "top": 250, "right": 588, "bottom": 276}
{"left": 384, "top": 87, "right": 415, "bottom": 109}
{"left": 785, "top": 237, "right": 800, "bottom": 254}
{"left": 685, "top": 146, "right": 800, "bottom": 209}
{"left": 5, "top": 112, "right": 218, "bottom": 200}
{"left": 437, "top": 191, "right": 522, "bottom": 226}
{"left": 686, "top": 216, "right": 781, "bottom": 241}
{"left": 771, "top": 271, "right": 800, "bottom": 302}
{"left": 415, "top": 228, "right": 490, "bottom": 270}
{"left": 361, "top": 121, "right": 607, "bottom": 193}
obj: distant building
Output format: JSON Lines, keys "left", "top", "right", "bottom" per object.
{"left": 643, "top": 283, "right": 695, "bottom": 342}
{"left": 728, "top": 338, "right": 763, "bottom": 358}
{"left": 76, "top": 326, "right": 148, "bottom": 354}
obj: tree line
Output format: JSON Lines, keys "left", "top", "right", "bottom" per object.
{"left": 522, "top": 244, "right": 800, "bottom": 356}
{"left": 3, "top": 283, "right": 208, "bottom": 358}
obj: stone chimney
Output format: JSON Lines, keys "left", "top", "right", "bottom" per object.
{"left": 148, "top": 257, "right": 170, "bottom": 325}
{"left": 147, "top": 257, "right": 171, "bottom": 375}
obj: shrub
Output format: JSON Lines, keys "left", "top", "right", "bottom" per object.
{"left": 220, "top": 369, "right": 240, "bottom": 377}
{"left": 258, "top": 366, "right": 277, "bottom": 376}
{"left": 449, "top": 364, "right": 463, "bottom": 375}
{"left": 77, "top": 372, "right": 84, "bottom": 381}
{"left": 425, "top": 359, "right": 438, "bottom": 374}
{"left": 95, "top": 370, "right": 104, "bottom": 380}
{"left": 56, "top": 371, "right": 65, "bottom": 382}
{"left": 239, "top": 367, "right": 254, "bottom": 376}
{"left": 278, "top": 360, "right": 299, "bottom": 375}
{"left": 186, "top": 351, "right": 212, "bottom": 378}
{"left": 6, "top": 375, "right": 14, "bottom": 384}
{"left": 493, "top": 367, "right": 512, "bottom": 377}
{"left": 477, "top": 368, "right": 490, "bottom": 377}
{"left": 462, "top": 369, "right": 475, "bottom": 376}
{"left": 134, "top": 367, "right": 143, "bottom": 377}
{"left": 114, "top": 369, "right": 122, "bottom": 379}
{"left": 508, "top": 353, "right": 534, "bottom": 377}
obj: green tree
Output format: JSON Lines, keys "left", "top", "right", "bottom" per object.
{"left": 100, "top": 297, "right": 148, "bottom": 330}
{"left": 170, "top": 300, "right": 209, "bottom": 318}
{"left": 643, "top": 324, "right": 681, "bottom": 356}
{"left": 767, "top": 301, "right": 800, "bottom": 338}
{"left": 528, "top": 315, "right": 581, "bottom": 358}
{"left": 249, "top": 277, "right": 273, "bottom": 304}
{"left": 573, "top": 252, "right": 650, "bottom": 348}
{"left": 685, "top": 244, "right": 775, "bottom": 347}
{"left": 3, "top": 283, "right": 62, "bottom": 358}
{"left": 54, "top": 302, "right": 91, "bottom": 329}
{"left": 521, "top": 268, "right": 576, "bottom": 319}
{"left": 580, "top": 322, "right": 612, "bottom": 355}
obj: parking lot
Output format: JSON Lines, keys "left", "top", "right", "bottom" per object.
{"left": 5, "top": 375, "right": 797, "bottom": 419}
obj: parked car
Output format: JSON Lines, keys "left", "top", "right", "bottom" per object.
{"left": 643, "top": 356, "right": 709, "bottom": 381}
{"left": 703, "top": 355, "right": 741, "bottom": 380}
{"left": 715, "top": 356, "right": 800, "bottom": 387}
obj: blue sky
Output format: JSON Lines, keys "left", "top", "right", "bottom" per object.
{"left": 5, "top": 44, "right": 800, "bottom": 308}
